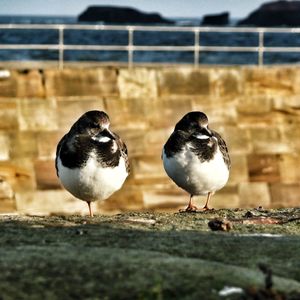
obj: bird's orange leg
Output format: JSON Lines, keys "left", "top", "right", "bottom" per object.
{"left": 87, "top": 201, "right": 93, "bottom": 217}
{"left": 202, "top": 192, "right": 212, "bottom": 211}
{"left": 180, "top": 195, "right": 198, "bottom": 212}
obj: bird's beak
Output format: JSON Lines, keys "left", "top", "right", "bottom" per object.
{"left": 101, "top": 128, "right": 116, "bottom": 140}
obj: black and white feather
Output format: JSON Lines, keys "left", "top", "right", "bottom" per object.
{"left": 55, "top": 110, "right": 129, "bottom": 213}
{"left": 162, "top": 111, "right": 230, "bottom": 208}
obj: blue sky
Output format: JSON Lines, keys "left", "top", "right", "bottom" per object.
{"left": 0, "top": 0, "right": 271, "bottom": 18}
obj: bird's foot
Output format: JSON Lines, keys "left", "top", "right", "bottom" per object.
{"left": 201, "top": 205, "right": 214, "bottom": 212}
{"left": 179, "top": 205, "right": 199, "bottom": 213}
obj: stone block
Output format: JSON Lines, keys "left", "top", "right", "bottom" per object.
{"left": 203, "top": 191, "right": 240, "bottom": 209}
{"left": 147, "top": 97, "right": 193, "bottom": 129}
{"left": 118, "top": 68, "right": 158, "bottom": 99}
{"left": 0, "top": 160, "right": 36, "bottom": 193}
{"left": 36, "top": 131, "right": 64, "bottom": 160}
{"left": 238, "top": 182, "right": 271, "bottom": 208}
{"left": 99, "top": 187, "right": 144, "bottom": 212}
{"left": 15, "top": 190, "right": 88, "bottom": 215}
{"left": 45, "top": 68, "right": 118, "bottom": 97}
{"left": 193, "top": 102, "right": 238, "bottom": 125}
{"left": 282, "top": 124, "right": 300, "bottom": 151}
{"left": 0, "top": 198, "right": 16, "bottom": 213}
{"left": 104, "top": 97, "right": 150, "bottom": 131}
{"left": 244, "top": 67, "right": 295, "bottom": 95}
{"left": 210, "top": 68, "right": 242, "bottom": 97}
{"left": 158, "top": 68, "right": 210, "bottom": 96}
{"left": 0, "top": 98, "right": 18, "bottom": 130}
{"left": 215, "top": 126, "right": 252, "bottom": 155}
{"left": 17, "top": 70, "right": 45, "bottom": 98}
{"left": 269, "top": 183, "right": 300, "bottom": 207}
{"left": 279, "top": 154, "right": 300, "bottom": 184}
{"left": 143, "top": 189, "right": 186, "bottom": 210}
{"left": 227, "top": 155, "right": 249, "bottom": 186}
{"left": 131, "top": 155, "right": 166, "bottom": 180}
{"left": 0, "top": 179, "right": 14, "bottom": 199}
{"left": 0, "top": 70, "right": 18, "bottom": 97}
{"left": 112, "top": 128, "right": 145, "bottom": 157}
{"left": 0, "top": 133, "right": 10, "bottom": 161}
{"left": 17, "top": 98, "right": 58, "bottom": 131}
{"left": 237, "top": 95, "right": 273, "bottom": 115}
{"left": 9, "top": 132, "right": 38, "bottom": 159}
{"left": 34, "top": 160, "right": 61, "bottom": 190}
{"left": 247, "top": 154, "right": 280, "bottom": 183}
{"left": 56, "top": 98, "right": 105, "bottom": 131}
{"left": 250, "top": 127, "right": 290, "bottom": 154}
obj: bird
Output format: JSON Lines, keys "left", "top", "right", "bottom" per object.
{"left": 55, "top": 110, "right": 129, "bottom": 217}
{"left": 162, "top": 111, "right": 230, "bottom": 212}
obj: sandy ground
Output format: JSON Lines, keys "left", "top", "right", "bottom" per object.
{"left": 0, "top": 208, "right": 299, "bottom": 299}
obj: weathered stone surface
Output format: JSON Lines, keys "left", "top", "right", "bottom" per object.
{"left": 17, "top": 70, "right": 45, "bottom": 98}
{"left": 216, "top": 126, "right": 252, "bottom": 154}
{"left": 15, "top": 190, "right": 87, "bottom": 215}
{"left": 0, "top": 133, "right": 10, "bottom": 161}
{"left": 270, "top": 183, "right": 300, "bottom": 207}
{"left": 57, "top": 98, "right": 105, "bottom": 131}
{"left": 99, "top": 187, "right": 144, "bottom": 212}
{"left": 0, "top": 161, "right": 36, "bottom": 193}
{"left": 244, "top": 67, "right": 295, "bottom": 95}
{"left": 45, "top": 68, "right": 118, "bottom": 97}
{"left": 0, "top": 98, "right": 18, "bottom": 130}
{"left": 238, "top": 182, "right": 271, "bottom": 208}
{"left": 0, "top": 70, "right": 18, "bottom": 97}
{"left": 0, "top": 198, "right": 16, "bottom": 212}
{"left": 131, "top": 155, "right": 165, "bottom": 180}
{"left": 118, "top": 68, "right": 158, "bottom": 99}
{"left": 237, "top": 95, "right": 273, "bottom": 115}
{"left": 34, "top": 160, "right": 60, "bottom": 190}
{"left": 0, "top": 179, "right": 14, "bottom": 199}
{"left": 210, "top": 68, "right": 242, "bottom": 97}
{"left": 158, "top": 68, "right": 210, "bottom": 96}
{"left": 36, "top": 131, "right": 63, "bottom": 159}
{"left": 250, "top": 127, "right": 289, "bottom": 154}
{"left": 9, "top": 132, "right": 37, "bottom": 159}
{"left": 279, "top": 154, "right": 300, "bottom": 184}
{"left": 193, "top": 102, "right": 238, "bottom": 125}
{"left": 248, "top": 154, "right": 280, "bottom": 183}
{"left": 227, "top": 154, "right": 249, "bottom": 186}
{"left": 17, "top": 98, "right": 58, "bottom": 131}
{"left": 1, "top": 65, "right": 300, "bottom": 213}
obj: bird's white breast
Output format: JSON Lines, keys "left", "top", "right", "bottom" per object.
{"left": 57, "top": 152, "right": 128, "bottom": 202}
{"left": 162, "top": 145, "right": 229, "bottom": 196}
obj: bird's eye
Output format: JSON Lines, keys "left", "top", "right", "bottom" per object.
{"left": 90, "top": 122, "right": 100, "bottom": 128}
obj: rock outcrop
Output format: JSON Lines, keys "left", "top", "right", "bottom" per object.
{"left": 238, "top": 0, "right": 300, "bottom": 26}
{"left": 78, "top": 6, "right": 174, "bottom": 24}
{"left": 201, "top": 12, "right": 229, "bottom": 26}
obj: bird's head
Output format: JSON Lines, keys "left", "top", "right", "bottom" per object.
{"left": 71, "top": 110, "right": 114, "bottom": 138}
{"left": 175, "top": 111, "right": 211, "bottom": 135}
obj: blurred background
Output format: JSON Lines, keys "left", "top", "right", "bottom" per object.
{"left": 0, "top": 0, "right": 299, "bottom": 215}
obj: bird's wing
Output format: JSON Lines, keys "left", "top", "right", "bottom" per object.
{"left": 55, "top": 134, "right": 67, "bottom": 176}
{"left": 211, "top": 130, "right": 231, "bottom": 170}
{"left": 114, "top": 133, "right": 130, "bottom": 174}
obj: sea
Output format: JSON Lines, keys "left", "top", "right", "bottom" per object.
{"left": 0, "top": 15, "right": 300, "bottom": 65}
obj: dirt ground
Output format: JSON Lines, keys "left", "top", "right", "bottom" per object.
{"left": 0, "top": 208, "right": 299, "bottom": 300}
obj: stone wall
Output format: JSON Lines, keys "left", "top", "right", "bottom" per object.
{"left": 0, "top": 66, "right": 299, "bottom": 215}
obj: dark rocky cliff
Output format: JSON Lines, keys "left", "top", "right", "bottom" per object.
{"left": 238, "top": 0, "right": 300, "bottom": 26}
{"left": 201, "top": 12, "right": 229, "bottom": 26}
{"left": 78, "top": 6, "right": 174, "bottom": 24}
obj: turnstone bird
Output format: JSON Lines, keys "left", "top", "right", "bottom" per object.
{"left": 55, "top": 110, "right": 129, "bottom": 217}
{"left": 162, "top": 111, "right": 230, "bottom": 212}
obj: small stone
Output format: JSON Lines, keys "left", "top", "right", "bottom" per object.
{"left": 244, "top": 211, "right": 254, "bottom": 218}
{"left": 208, "top": 219, "right": 232, "bottom": 231}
